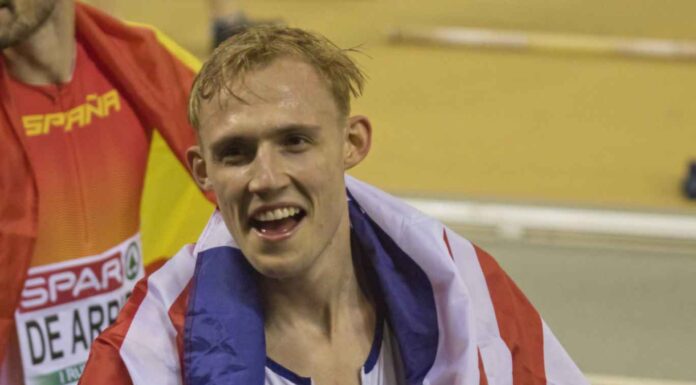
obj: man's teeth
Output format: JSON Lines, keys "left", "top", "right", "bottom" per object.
{"left": 254, "top": 207, "right": 300, "bottom": 222}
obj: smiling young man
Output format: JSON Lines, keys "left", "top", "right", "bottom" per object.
{"left": 189, "top": 53, "right": 380, "bottom": 385}
{"left": 80, "top": 26, "right": 587, "bottom": 385}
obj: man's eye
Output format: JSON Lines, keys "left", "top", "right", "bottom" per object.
{"left": 284, "top": 135, "right": 311, "bottom": 151}
{"left": 218, "top": 147, "right": 248, "bottom": 165}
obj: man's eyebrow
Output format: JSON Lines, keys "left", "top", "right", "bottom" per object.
{"left": 209, "top": 135, "right": 253, "bottom": 155}
{"left": 271, "top": 124, "right": 321, "bottom": 136}
{"left": 208, "top": 124, "right": 321, "bottom": 153}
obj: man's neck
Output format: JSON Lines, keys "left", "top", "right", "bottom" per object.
{"left": 261, "top": 212, "right": 374, "bottom": 339}
{"left": 2, "top": 0, "right": 76, "bottom": 85}
{"left": 260, "top": 215, "right": 376, "bottom": 383}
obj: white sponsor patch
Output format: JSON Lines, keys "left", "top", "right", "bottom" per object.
{"left": 15, "top": 234, "right": 144, "bottom": 385}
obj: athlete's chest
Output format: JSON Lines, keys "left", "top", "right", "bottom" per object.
{"left": 8, "top": 43, "right": 148, "bottom": 165}
{"left": 264, "top": 324, "right": 402, "bottom": 385}
{"left": 5, "top": 43, "right": 151, "bottom": 266}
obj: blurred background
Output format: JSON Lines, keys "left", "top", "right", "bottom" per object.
{"left": 83, "top": 0, "right": 696, "bottom": 383}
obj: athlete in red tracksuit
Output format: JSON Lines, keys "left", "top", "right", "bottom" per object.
{"left": 0, "top": 3, "right": 208, "bottom": 384}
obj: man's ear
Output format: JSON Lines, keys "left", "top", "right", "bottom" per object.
{"left": 344, "top": 115, "right": 372, "bottom": 170}
{"left": 186, "top": 145, "right": 213, "bottom": 191}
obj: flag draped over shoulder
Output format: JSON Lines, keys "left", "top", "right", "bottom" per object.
{"left": 79, "top": 176, "right": 587, "bottom": 385}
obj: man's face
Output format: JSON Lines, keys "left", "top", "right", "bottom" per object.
{"left": 191, "top": 57, "right": 369, "bottom": 279}
{"left": 0, "top": 0, "right": 56, "bottom": 49}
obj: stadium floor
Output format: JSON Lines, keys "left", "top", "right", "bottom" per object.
{"left": 479, "top": 237, "right": 696, "bottom": 382}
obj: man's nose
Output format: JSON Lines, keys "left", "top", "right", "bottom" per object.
{"left": 248, "top": 145, "right": 290, "bottom": 194}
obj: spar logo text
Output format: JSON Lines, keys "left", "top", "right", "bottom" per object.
{"left": 20, "top": 252, "right": 127, "bottom": 313}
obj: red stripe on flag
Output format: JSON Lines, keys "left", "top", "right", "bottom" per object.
{"left": 478, "top": 348, "right": 489, "bottom": 385}
{"left": 474, "top": 245, "right": 546, "bottom": 385}
{"left": 169, "top": 281, "right": 191, "bottom": 378}
{"left": 145, "top": 257, "right": 168, "bottom": 276}
{"left": 79, "top": 278, "right": 150, "bottom": 385}
{"left": 443, "top": 228, "right": 454, "bottom": 259}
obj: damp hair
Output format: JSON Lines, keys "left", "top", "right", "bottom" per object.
{"left": 188, "top": 25, "right": 366, "bottom": 130}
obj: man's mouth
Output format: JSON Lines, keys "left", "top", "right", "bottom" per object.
{"left": 249, "top": 206, "right": 306, "bottom": 240}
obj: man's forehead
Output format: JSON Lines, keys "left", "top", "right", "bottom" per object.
{"left": 225, "top": 57, "right": 330, "bottom": 101}
{"left": 197, "top": 58, "right": 340, "bottom": 131}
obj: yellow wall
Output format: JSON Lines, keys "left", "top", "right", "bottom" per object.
{"left": 94, "top": 0, "right": 696, "bottom": 217}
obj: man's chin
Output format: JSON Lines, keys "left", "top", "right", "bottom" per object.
{"left": 0, "top": 34, "right": 19, "bottom": 50}
{"left": 0, "top": 24, "right": 17, "bottom": 49}
{"left": 0, "top": 1, "right": 58, "bottom": 49}
{"left": 0, "top": 25, "right": 36, "bottom": 50}
{"left": 248, "top": 255, "right": 309, "bottom": 281}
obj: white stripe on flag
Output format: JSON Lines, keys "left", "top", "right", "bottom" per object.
{"left": 542, "top": 321, "right": 589, "bottom": 385}
{"left": 448, "top": 231, "right": 513, "bottom": 385}
{"left": 120, "top": 244, "right": 196, "bottom": 385}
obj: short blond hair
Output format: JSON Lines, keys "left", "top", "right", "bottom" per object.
{"left": 188, "top": 25, "right": 366, "bottom": 130}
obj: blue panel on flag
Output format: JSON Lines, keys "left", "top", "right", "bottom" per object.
{"left": 348, "top": 198, "right": 439, "bottom": 385}
{"left": 185, "top": 246, "right": 266, "bottom": 385}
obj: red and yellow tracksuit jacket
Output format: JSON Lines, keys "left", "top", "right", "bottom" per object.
{"left": 0, "top": 3, "right": 212, "bottom": 381}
